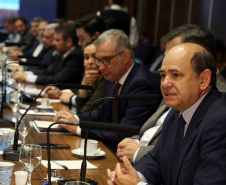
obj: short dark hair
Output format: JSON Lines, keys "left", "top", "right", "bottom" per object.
{"left": 75, "top": 14, "right": 105, "bottom": 37}
{"left": 84, "top": 36, "right": 98, "bottom": 48}
{"left": 31, "top": 17, "right": 43, "bottom": 23}
{"left": 15, "top": 16, "right": 28, "bottom": 25}
{"left": 191, "top": 51, "right": 216, "bottom": 86}
{"left": 55, "top": 23, "right": 78, "bottom": 46}
{"left": 3, "top": 16, "right": 16, "bottom": 24}
{"left": 163, "top": 24, "right": 216, "bottom": 59}
{"left": 113, "top": 0, "right": 124, "bottom": 5}
{"left": 216, "top": 39, "right": 225, "bottom": 56}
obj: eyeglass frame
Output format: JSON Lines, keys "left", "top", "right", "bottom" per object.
{"left": 94, "top": 50, "right": 125, "bottom": 66}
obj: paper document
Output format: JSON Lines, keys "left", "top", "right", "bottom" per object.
{"left": 19, "top": 109, "right": 56, "bottom": 116}
{"left": 41, "top": 160, "right": 97, "bottom": 169}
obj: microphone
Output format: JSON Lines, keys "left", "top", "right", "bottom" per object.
{"left": 79, "top": 121, "right": 139, "bottom": 135}
{"left": 18, "top": 61, "right": 48, "bottom": 67}
{"left": 46, "top": 122, "right": 76, "bottom": 185}
{"left": 114, "top": 94, "right": 159, "bottom": 101}
{"left": 56, "top": 83, "right": 93, "bottom": 90}
{"left": 78, "top": 94, "right": 157, "bottom": 183}
{"left": 3, "top": 83, "right": 94, "bottom": 160}
{"left": 17, "top": 55, "right": 43, "bottom": 60}
{"left": 3, "top": 83, "right": 57, "bottom": 160}
{"left": 5, "top": 42, "right": 26, "bottom": 47}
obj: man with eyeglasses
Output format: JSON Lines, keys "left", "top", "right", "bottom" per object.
{"left": 55, "top": 29, "right": 161, "bottom": 153}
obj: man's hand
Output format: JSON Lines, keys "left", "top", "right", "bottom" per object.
{"left": 12, "top": 66, "right": 24, "bottom": 74}
{"left": 12, "top": 71, "right": 27, "bottom": 82}
{"left": 54, "top": 110, "right": 79, "bottom": 134}
{"left": 117, "top": 138, "right": 141, "bottom": 162}
{"left": 44, "top": 86, "right": 61, "bottom": 99}
{"left": 60, "top": 91, "right": 75, "bottom": 104}
{"left": 107, "top": 157, "right": 142, "bottom": 185}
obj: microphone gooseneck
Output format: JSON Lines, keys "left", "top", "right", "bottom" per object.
{"left": 47, "top": 122, "right": 77, "bottom": 185}
{"left": 3, "top": 83, "right": 57, "bottom": 160}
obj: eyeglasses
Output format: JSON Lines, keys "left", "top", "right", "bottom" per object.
{"left": 95, "top": 50, "right": 125, "bottom": 66}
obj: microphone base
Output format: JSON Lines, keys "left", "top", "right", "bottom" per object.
{"left": 0, "top": 119, "right": 15, "bottom": 127}
{"left": 3, "top": 149, "right": 20, "bottom": 161}
{"left": 57, "top": 178, "right": 97, "bottom": 185}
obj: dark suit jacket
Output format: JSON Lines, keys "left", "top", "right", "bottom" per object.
{"left": 78, "top": 63, "right": 161, "bottom": 151}
{"left": 132, "top": 73, "right": 226, "bottom": 163}
{"left": 19, "top": 30, "right": 36, "bottom": 52}
{"left": 34, "top": 47, "right": 84, "bottom": 85}
{"left": 134, "top": 87, "right": 226, "bottom": 185}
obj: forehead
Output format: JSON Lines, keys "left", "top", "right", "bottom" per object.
{"left": 161, "top": 46, "right": 192, "bottom": 71}
{"left": 54, "top": 32, "right": 63, "bottom": 38}
{"left": 96, "top": 40, "right": 116, "bottom": 56}
{"left": 76, "top": 27, "right": 89, "bottom": 36}
{"left": 15, "top": 20, "right": 24, "bottom": 25}
{"left": 84, "top": 44, "right": 95, "bottom": 52}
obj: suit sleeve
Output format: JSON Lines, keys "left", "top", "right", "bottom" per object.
{"left": 35, "top": 53, "right": 84, "bottom": 85}
{"left": 79, "top": 73, "right": 161, "bottom": 144}
{"left": 193, "top": 107, "right": 226, "bottom": 184}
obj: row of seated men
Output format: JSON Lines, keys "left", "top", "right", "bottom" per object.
{"left": 1, "top": 5, "right": 226, "bottom": 185}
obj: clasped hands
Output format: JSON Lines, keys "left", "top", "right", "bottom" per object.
{"left": 107, "top": 156, "right": 142, "bottom": 185}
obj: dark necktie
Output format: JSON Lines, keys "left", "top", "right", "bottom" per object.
{"left": 112, "top": 82, "right": 121, "bottom": 122}
{"left": 172, "top": 114, "right": 186, "bottom": 183}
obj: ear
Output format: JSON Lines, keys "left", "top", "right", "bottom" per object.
{"left": 66, "top": 37, "right": 73, "bottom": 47}
{"left": 199, "top": 69, "right": 211, "bottom": 90}
{"left": 94, "top": 31, "right": 101, "bottom": 37}
{"left": 122, "top": 50, "right": 131, "bottom": 64}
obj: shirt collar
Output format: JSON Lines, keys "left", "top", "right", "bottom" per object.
{"left": 118, "top": 63, "right": 134, "bottom": 86}
{"left": 182, "top": 91, "right": 209, "bottom": 124}
{"left": 63, "top": 46, "right": 75, "bottom": 59}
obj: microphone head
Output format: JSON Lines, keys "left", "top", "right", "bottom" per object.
{"left": 114, "top": 94, "right": 159, "bottom": 101}
{"left": 56, "top": 83, "right": 93, "bottom": 90}
{"left": 5, "top": 42, "right": 26, "bottom": 47}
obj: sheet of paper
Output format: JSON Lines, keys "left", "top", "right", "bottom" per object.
{"left": 34, "top": 120, "right": 57, "bottom": 128}
{"left": 19, "top": 109, "right": 56, "bottom": 116}
{"left": 24, "top": 86, "right": 44, "bottom": 96}
{"left": 41, "top": 160, "right": 97, "bottom": 169}
{"left": 36, "top": 98, "right": 61, "bottom": 103}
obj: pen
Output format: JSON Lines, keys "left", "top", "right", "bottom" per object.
{"left": 43, "top": 177, "right": 65, "bottom": 185}
{"left": 52, "top": 161, "right": 68, "bottom": 170}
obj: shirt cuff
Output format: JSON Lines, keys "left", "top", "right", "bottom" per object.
{"left": 62, "top": 89, "right": 72, "bottom": 92}
{"left": 71, "top": 95, "right": 77, "bottom": 106}
{"left": 133, "top": 148, "right": 140, "bottom": 164}
{"left": 26, "top": 74, "right": 37, "bottom": 83}
{"left": 74, "top": 115, "right": 81, "bottom": 135}
{"left": 137, "top": 171, "right": 148, "bottom": 184}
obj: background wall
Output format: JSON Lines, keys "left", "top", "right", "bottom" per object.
{"left": 10, "top": 0, "right": 226, "bottom": 48}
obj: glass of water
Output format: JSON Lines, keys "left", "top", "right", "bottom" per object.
{"left": 18, "top": 116, "right": 32, "bottom": 145}
{"left": 19, "top": 144, "right": 42, "bottom": 185}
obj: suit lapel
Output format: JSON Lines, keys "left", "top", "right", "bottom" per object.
{"left": 172, "top": 87, "right": 221, "bottom": 185}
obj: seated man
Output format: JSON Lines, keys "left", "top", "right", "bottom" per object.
{"left": 12, "top": 23, "right": 84, "bottom": 85}
{"left": 54, "top": 29, "right": 161, "bottom": 152}
{"left": 116, "top": 24, "right": 226, "bottom": 164}
{"left": 107, "top": 43, "right": 226, "bottom": 185}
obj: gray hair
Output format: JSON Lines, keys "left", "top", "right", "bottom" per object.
{"left": 94, "top": 29, "right": 135, "bottom": 59}
{"left": 44, "top": 23, "right": 59, "bottom": 35}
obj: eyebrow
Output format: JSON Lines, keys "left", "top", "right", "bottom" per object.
{"left": 159, "top": 69, "right": 180, "bottom": 73}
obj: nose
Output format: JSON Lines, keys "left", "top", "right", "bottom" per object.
{"left": 161, "top": 76, "right": 173, "bottom": 89}
{"left": 98, "top": 62, "right": 105, "bottom": 71}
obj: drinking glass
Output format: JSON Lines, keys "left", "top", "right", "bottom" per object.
{"left": 19, "top": 144, "right": 42, "bottom": 185}
{"left": 18, "top": 116, "right": 32, "bottom": 145}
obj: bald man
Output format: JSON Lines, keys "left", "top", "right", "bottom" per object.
{"left": 107, "top": 43, "right": 226, "bottom": 185}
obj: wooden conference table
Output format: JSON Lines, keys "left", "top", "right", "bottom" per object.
{"left": 0, "top": 84, "right": 123, "bottom": 185}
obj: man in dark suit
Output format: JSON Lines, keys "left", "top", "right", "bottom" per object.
{"left": 107, "top": 43, "right": 226, "bottom": 185}
{"left": 12, "top": 23, "right": 84, "bottom": 85}
{"left": 116, "top": 24, "right": 226, "bottom": 164}
{"left": 55, "top": 29, "right": 161, "bottom": 152}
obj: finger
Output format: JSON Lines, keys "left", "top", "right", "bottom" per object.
{"left": 115, "top": 163, "right": 122, "bottom": 176}
{"left": 122, "top": 156, "right": 136, "bottom": 175}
